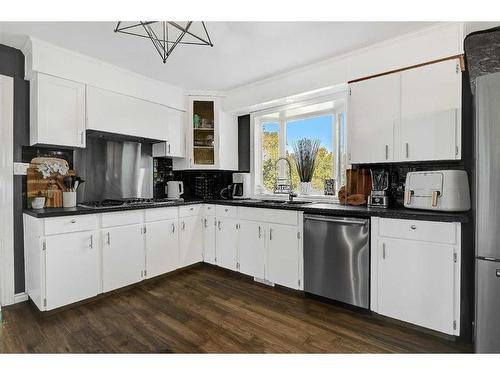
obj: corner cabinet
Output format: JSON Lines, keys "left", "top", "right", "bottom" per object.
{"left": 370, "top": 217, "right": 461, "bottom": 336}
{"left": 30, "top": 73, "right": 86, "bottom": 148}
{"left": 348, "top": 58, "right": 462, "bottom": 164}
{"left": 173, "top": 96, "right": 238, "bottom": 170}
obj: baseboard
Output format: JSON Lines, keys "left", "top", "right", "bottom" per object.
{"left": 13, "top": 292, "right": 28, "bottom": 304}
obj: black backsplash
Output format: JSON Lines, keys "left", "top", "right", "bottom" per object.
{"left": 153, "top": 157, "right": 234, "bottom": 199}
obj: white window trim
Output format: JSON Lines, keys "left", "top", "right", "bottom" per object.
{"left": 250, "top": 92, "right": 348, "bottom": 202}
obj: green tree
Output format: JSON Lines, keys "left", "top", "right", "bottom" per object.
{"left": 262, "top": 130, "right": 279, "bottom": 192}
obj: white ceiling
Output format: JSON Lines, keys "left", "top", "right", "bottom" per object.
{"left": 0, "top": 21, "right": 438, "bottom": 91}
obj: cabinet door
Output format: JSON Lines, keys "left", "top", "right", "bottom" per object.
{"left": 145, "top": 219, "right": 179, "bottom": 278}
{"left": 202, "top": 216, "right": 217, "bottom": 265}
{"left": 44, "top": 231, "right": 99, "bottom": 310}
{"left": 400, "top": 59, "right": 461, "bottom": 161}
{"left": 239, "top": 220, "right": 265, "bottom": 279}
{"left": 86, "top": 86, "right": 169, "bottom": 141}
{"left": 167, "top": 109, "right": 185, "bottom": 157}
{"left": 215, "top": 217, "right": 239, "bottom": 271}
{"left": 33, "top": 73, "right": 85, "bottom": 148}
{"left": 190, "top": 98, "right": 218, "bottom": 168}
{"left": 102, "top": 224, "right": 145, "bottom": 292}
{"left": 377, "top": 238, "right": 456, "bottom": 334}
{"left": 348, "top": 73, "right": 399, "bottom": 164}
{"left": 218, "top": 111, "right": 239, "bottom": 171}
{"left": 267, "top": 224, "right": 300, "bottom": 289}
{"left": 179, "top": 215, "right": 203, "bottom": 267}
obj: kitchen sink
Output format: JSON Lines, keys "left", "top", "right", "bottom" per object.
{"left": 284, "top": 200, "right": 312, "bottom": 205}
{"left": 257, "top": 199, "right": 312, "bottom": 205}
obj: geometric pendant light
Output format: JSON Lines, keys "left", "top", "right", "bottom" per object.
{"left": 114, "top": 21, "right": 213, "bottom": 63}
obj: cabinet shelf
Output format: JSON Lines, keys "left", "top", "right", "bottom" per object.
{"left": 194, "top": 146, "right": 214, "bottom": 149}
{"left": 194, "top": 127, "right": 214, "bottom": 131}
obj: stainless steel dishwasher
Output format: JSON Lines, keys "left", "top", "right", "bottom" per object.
{"left": 303, "top": 215, "right": 370, "bottom": 309}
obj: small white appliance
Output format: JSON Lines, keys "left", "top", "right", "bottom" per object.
{"left": 404, "top": 170, "right": 470, "bottom": 211}
{"left": 166, "top": 181, "right": 184, "bottom": 199}
{"left": 232, "top": 173, "right": 251, "bottom": 200}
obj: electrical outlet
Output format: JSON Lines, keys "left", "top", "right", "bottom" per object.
{"left": 13, "top": 162, "right": 29, "bottom": 175}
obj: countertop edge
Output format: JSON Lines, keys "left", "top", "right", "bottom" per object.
{"left": 23, "top": 199, "right": 469, "bottom": 223}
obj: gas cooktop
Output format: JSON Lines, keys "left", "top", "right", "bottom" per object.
{"left": 78, "top": 198, "right": 183, "bottom": 209}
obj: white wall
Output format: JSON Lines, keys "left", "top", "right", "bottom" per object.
{"left": 23, "top": 38, "right": 186, "bottom": 112}
{"left": 223, "top": 22, "right": 465, "bottom": 115}
{"left": 0, "top": 75, "right": 14, "bottom": 306}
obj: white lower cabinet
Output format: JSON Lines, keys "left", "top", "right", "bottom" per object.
{"left": 371, "top": 217, "right": 461, "bottom": 336}
{"left": 44, "top": 230, "right": 99, "bottom": 310}
{"left": 179, "top": 213, "right": 203, "bottom": 267}
{"left": 267, "top": 223, "right": 301, "bottom": 290}
{"left": 215, "top": 217, "right": 239, "bottom": 271}
{"left": 145, "top": 219, "right": 179, "bottom": 278}
{"left": 238, "top": 220, "right": 265, "bottom": 279}
{"left": 202, "top": 215, "right": 217, "bottom": 265}
{"left": 102, "top": 224, "right": 145, "bottom": 293}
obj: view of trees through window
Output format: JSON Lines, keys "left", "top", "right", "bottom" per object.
{"left": 261, "top": 113, "right": 346, "bottom": 195}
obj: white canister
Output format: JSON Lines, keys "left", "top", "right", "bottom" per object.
{"left": 63, "top": 192, "right": 77, "bottom": 208}
{"left": 32, "top": 196, "right": 46, "bottom": 209}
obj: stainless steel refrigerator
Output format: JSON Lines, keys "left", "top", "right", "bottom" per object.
{"left": 475, "top": 72, "right": 500, "bottom": 353}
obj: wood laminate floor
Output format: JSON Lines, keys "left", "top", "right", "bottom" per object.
{"left": 0, "top": 264, "right": 471, "bottom": 353}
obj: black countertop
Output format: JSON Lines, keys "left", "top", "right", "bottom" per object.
{"left": 24, "top": 198, "right": 469, "bottom": 223}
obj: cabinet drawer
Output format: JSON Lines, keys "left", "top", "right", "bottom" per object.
{"left": 179, "top": 204, "right": 201, "bottom": 217}
{"left": 203, "top": 204, "right": 216, "bottom": 216}
{"left": 378, "top": 218, "right": 456, "bottom": 244}
{"left": 216, "top": 205, "right": 238, "bottom": 218}
{"left": 44, "top": 215, "right": 98, "bottom": 235}
{"left": 102, "top": 211, "right": 143, "bottom": 228}
{"left": 145, "top": 207, "right": 178, "bottom": 222}
{"left": 239, "top": 207, "right": 298, "bottom": 226}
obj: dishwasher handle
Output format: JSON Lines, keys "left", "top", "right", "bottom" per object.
{"left": 304, "top": 215, "right": 368, "bottom": 226}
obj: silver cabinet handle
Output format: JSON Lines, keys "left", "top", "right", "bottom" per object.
{"left": 106, "top": 232, "right": 110, "bottom": 245}
{"left": 225, "top": 208, "right": 229, "bottom": 212}
{"left": 168, "top": 143, "right": 171, "bottom": 154}
{"left": 70, "top": 219, "right": 77, "bottom": 223}
{"left": 382, "top": 243, "right": 386, "bottom": 259}
{"left": 385, "top": 144, "right": 389, "bottom": 160}
{"left": 190, "top": 207, "right": 194, "bottom": 211}
{"left": 405, "top": 142, "right": 409, "bottom": 158}
{"left": 269, "top": 228, "right": 273, "bottom": 241}
{"left": 410, "top": 225, "right": 417, "bottom": 230}
{"left": 172, "top": 223, "right": 175, "bottom": 233}
{"left": 258, "top": 226, "right": 261, "bottom": 239}
{"left": 204, "top": 218, "right": 208, "bottom": 228}
{"left": 182, "top": 221, "right": 186, "bottom": 231}
{"left": 89, "top": 235, "right": 93, "bottom": 249}
{"left": 218, "top": 221, "right": 222, "bottom": 230}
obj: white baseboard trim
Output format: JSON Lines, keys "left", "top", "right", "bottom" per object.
{"left": 14, "top": 292, "right": 28, "bottom": 304}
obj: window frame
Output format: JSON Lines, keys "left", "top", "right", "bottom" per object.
{"left": 251, "top": 93, "right": 348, "bottom": 202}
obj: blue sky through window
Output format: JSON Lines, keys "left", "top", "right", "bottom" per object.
{"left": 262, "top": 115, "right": 334, "bottom": 153}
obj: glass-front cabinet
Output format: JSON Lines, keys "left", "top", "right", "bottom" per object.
{"left": 173, "top": 95, "right": 238, "bottom": 171}
{"left": 192, "top": 99, "right": 216, "bottom": 166}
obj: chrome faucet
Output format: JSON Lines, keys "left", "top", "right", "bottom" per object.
{"left": 274, "top": 157, "right": 297, "bottom": 201}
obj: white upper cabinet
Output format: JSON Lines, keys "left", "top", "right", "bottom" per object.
{"left": 31, "top": 73, "right": 86, "bottom": 148}
{"left": 348, "top": 73, "right": 399, "bottom": 164}
{"left": 400, "top": 59, "right": 461, "bottom": 161}
{"left": 174, "top": 96, "right": 238, "bottom": 170}
{"left": 86, "top": 85, "right": 171, "bottom": 141}
{"left": 348, "top": 58, "right": 462, "bottom": 164}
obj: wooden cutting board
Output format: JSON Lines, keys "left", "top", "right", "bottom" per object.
{"left": 338, "top": 168, "right": 372, "bottom": 206}
{"left": 27, "top": 158, "right": 75, "bottom": 208}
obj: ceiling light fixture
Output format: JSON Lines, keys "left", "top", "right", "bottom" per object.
{"left": 114, "top": 21, "right": 213, "bottom": 63}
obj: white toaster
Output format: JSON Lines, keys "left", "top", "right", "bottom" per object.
{"left": 404, "top": 170, "right": 470, "bottom": 212}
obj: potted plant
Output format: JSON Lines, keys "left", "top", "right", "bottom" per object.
{"left": 292, "top": 138, "right": 320, "bottom": 195}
